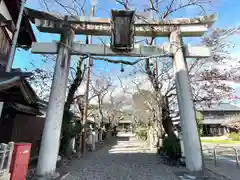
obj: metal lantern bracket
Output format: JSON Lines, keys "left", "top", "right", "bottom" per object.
{"left": 120, "top": 63, "right": 124, "bottom": 72}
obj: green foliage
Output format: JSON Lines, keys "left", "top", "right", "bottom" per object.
{"left": 137, "top": 121, "right": 149, "bottom": 128}
{"left": 60, "top": 111, "right": 83, "bottom": 155}
{"left": 229, "top": 132, "right": 240, "bottom": 141}
{"left": 136, "top": 128, "right": 148, "bottom": 141}
{"left": 162, "top": 134, "right": 181, "bottom": 160}
{"left": 196, "top": 111, "right": 203, "bottom": 136}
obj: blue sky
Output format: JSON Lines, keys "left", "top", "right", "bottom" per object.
{"left": 12, "top": 0, "right": 240, "bottom": 103}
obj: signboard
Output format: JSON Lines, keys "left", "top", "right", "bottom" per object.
{"left": 110, "top": 10, "right": 135, "bottom": 52}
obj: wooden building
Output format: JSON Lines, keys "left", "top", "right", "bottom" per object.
{"left": 0, "top": 0, "right": 36, "bottom": 69}
{"left": 199, "top": 103, "right": 240, "bottom": 136}
{"left": 118, "top": 119, "right": 133, "bottom": 132}
{"left": 0, "top": 0, "right": 37, "bottom": 157}
{"left": 0, "top": 72, "right": 46, "bottom": 157}
{"left": 172, "top": 103, "right": 240, "bottom": 137}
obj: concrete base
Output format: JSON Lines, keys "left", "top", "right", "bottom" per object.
{"left": 178, "top": 171, "right": 210, "bottom": 180}
{"left": 34, "top": 172, "right": 60, "bottom": 180}
{"left": 0, "top": 172, "right": 11, "bottom": 180}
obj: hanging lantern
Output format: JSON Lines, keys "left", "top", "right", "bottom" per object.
{"left": 120, "top": 63, "right": 124, "bottom": 72}
{"left": 110, "top": 9, "right": 135, "bottom": 52}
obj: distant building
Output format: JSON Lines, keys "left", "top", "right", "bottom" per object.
{"left": 172, "top": 103, "right": 240, "bottom": 137}
{"left": 117, "top": 114, "right": 133, "bottom": 132}
{"left": 198, "top": 103, "right": 240, "bottom": 136}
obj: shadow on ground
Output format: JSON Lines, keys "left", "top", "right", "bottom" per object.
{"left": 58, "top": 135, "right": 181, "bottom": 180}
{"left": 58, "top": 135, "right": 232, "bottom": 180}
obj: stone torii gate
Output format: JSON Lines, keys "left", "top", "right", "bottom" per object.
{"left": 26, "top": 8, "right": 216, "bottom": 178}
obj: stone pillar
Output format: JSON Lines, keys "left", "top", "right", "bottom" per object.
{"left": 77, "top": 133, "right": 83, "bottom": 158}
{"left": 87, "top": 129, "right": 92, "bottom": 150}
{"left": 148, "top": 126, "right": 153, "bottom": 151}
{"left": 224, "top": 127, "right": 227, "bottom": 134}
{"left": 179, "top": 133, "right": 185, "bottom": 158}
{"left": 92, "top": 130, "right": 96, "bottom": 151}
{"left": 36, "top": 28, "right": 74, "bottom": 179}
{"left": 170, "top": 30, "right": 203, "bottom": 172}
{"left": 153, "top": 129, "right": 158, "bottom": 147}
{"left": 99, "top": 129, "right": 103, "bottom": 141}
{"left": 66, "top": 137, "right": 75, "bottom": 156}
{"left": 106, "top": 130, "right": 111, "bottom": 139}
{"left": 95, "top": 130, "right": 99, "bottom": 143}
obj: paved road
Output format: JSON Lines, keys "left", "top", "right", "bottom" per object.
{"left": 61, "top": 134, "right": 179, "bottom": 180}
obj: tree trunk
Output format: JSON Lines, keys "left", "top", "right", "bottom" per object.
{"left": 162, "top": 96, "right": 175, "bottom": 137}
{"left": 97, "top": 96, "right": 104, "bottom": 125}
{"left": 60, "top": 59, "right": 85, "bottom": 156}
{"left": 64, "top": 60, "right": 84, "bottom": 111}
{"left": 144, "top": 55, "right": 180, "bottom": 158}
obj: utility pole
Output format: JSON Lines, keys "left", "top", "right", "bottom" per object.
{"left": 81, "top": 0, "right": 96, "bottom": 155}
{"left": 148, "top": 1, "right": 157, "bottom": 150}
{"left": 149, "top": 1, "right": 162, "bottom": 148}
{"left": 0, "top": 0, "right": 27, "bottom": 118}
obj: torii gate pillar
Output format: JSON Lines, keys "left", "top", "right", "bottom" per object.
{"left": 170, "top": 30, "right": 203, "bottom": 172}
{"left": 36, "top": 28, "right": 75, "bottom": 179}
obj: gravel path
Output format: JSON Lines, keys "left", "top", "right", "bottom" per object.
{"left": 61, "top": 135, "right": 179, "bottom": 180}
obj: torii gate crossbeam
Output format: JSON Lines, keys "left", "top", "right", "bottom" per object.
{"left": 26, "top": 7, "right": 216, "bottom": 37}
{"left": 26, "top": 8, "right": 216, "bottom": 179}
{"left": 31, "top": 43, "right": 211, "bottom": 58}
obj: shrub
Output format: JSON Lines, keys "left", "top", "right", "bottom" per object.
{"left": 162, "top": 134, "right": 181, "bottom": 161}
{"left": 60, "top": 111, "right": 82, "bottom": 155}
{"left": 229, "top": 132, "right": 240, "bottom": 141}
{"left": 136, "top": 128, "right": 148, "bottom": 141}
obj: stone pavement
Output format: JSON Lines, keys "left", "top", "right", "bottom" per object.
{"left": 60, "top": 135, "right": 179, "bottom": 180}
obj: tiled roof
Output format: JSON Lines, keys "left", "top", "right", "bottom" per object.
{"left": 118, "top": 119, "right": 132, "bottom": 124}
{"left": 202, "top": 119, "right": 230, "bottom": 125}
{"left": 5, "top": 102, "right": 42, "bottom": 115}
{"left": 197, "top": 103, "right": 240, "bottom": 112}
{"left": 0, "top": 72, "right": 37, "bottom": 104}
